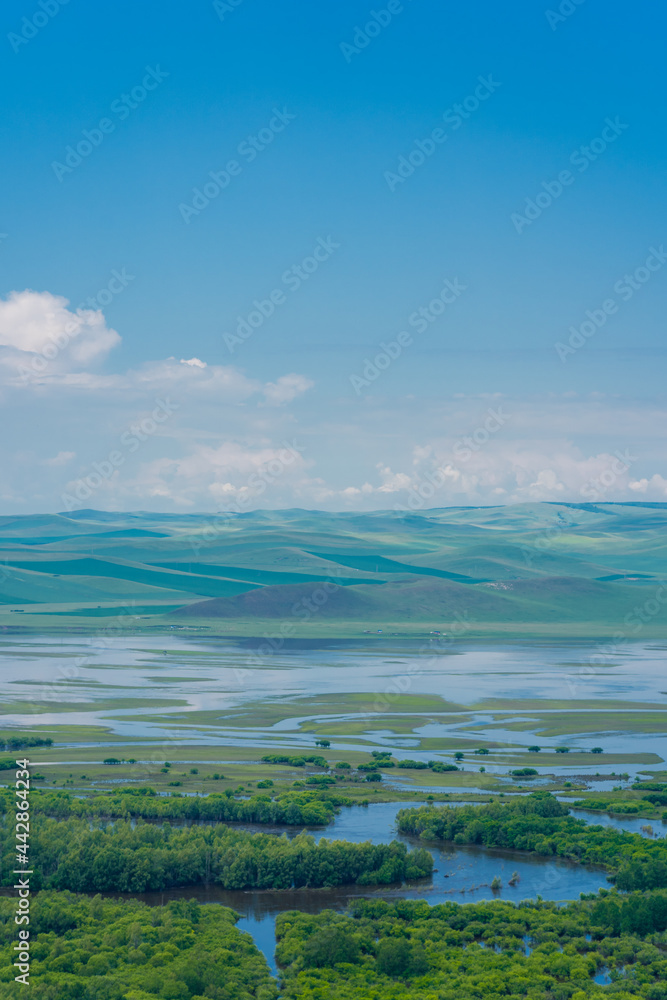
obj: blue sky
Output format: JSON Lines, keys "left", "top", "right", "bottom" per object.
{"left": 1, "top": 0, "right": 665, "bottom": 512}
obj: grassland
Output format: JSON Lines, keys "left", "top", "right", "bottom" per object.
{"left": 1, "top": 706, "right": 660, "bottom": 808}
{"left": 1, "top": 675, "right": 665, "bottom": 806}
{"left": 2, "top": 503, "right": 667, "bottom": 637}
{"left": 472, "top": 711, "right": 667, "bottom": 736}
{"left": 0, "top": 697, "right": 188, "bottom": 715}
{"left": 2, "top": 504, "right": 667, "bottom": 819}
{"left": 0, "top": 730, "right": 511, "bottom": 802}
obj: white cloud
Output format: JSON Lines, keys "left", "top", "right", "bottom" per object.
{"left": 5, "top": 350, "right": 313, "bottom": 412}
{"left": 298, "top": 430, "right": 654, "bottom": 510}
{"left": 628, "top": 475, "right": 667, "bottom": 497}
{"left": 0, "top": 293, "right": 665, "bottom": 516}
{"left": 61, "top": 440, "right": 310, "bottom": 510}
{"left": 0, "top": 289, "right": 321, "bottom": 512}
{"left": 262, "top": 373, "right": 314, "bottom": 405}
{"left": 0, "top": 290, "right": 120, "bottom": 373}
{"left": 526, "top": 468, "right": 567, "bottom": 497}
{"left": 44, "top": 451, "right": 75, "bottom": 467}
{"left": 179, "top": 357, "right": 207, "bottom": 368}
{"left": 375, "top": 464, "right": 413, "bottom": 493}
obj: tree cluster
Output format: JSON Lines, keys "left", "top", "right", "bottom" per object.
{"left": 276, "top": 892, "right": 667, "bottom": 999}
{"left": 0, "top": 787, "right": 346, "bottom": 827}
{"left": 0, "top": 814, "right": 433, "bottom": 893}
{"left": 397, "top": 792, "right": 667, "bottom": 890}
{"left": 0, "top": 891, "right": 276, "bottom": 999}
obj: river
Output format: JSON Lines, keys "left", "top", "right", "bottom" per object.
{"left": 3, "top": 634, "right": 666, "bottom": 971}
{"left": 115, "top": 800, "right": 657, "bottom": 974}
{"left": 2, "top": 635, "right": 667, "bottom": 778}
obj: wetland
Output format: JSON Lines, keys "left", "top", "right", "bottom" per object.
{"left": 2, "top": 634, "right": 667, "bottom": 974}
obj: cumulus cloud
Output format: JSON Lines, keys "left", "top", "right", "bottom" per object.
{"left": 61, "top": 440, "right": 310, "bottom": 510}
{"left": 307, "top": 425, "right": 653, "bottom": 509}
{"left": 375, "top": 464, "right": 413, "bottom": 493}
{"left": 0, "top": 290, "right": 120, "bottom": 374}
{"left": 0, "top": 289, "right": 321, "bottom": 512}
{"left": 628, "top": 474, "right": 667, "bottom": 497}
{"left": 1, "top": 294, "right": 665, "bottom": 516}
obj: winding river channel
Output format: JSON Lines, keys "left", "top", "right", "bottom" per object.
{"left": 116, "top": 801, "right": 664, "bottom": 973}
{"left": 2, "top": 635, "right": 666, "bottom": 969}
{"left": 2, "top": 635, "right": 667, "bottom": 771}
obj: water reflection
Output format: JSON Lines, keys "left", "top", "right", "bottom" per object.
{"left": 2, "top": 637, "right": 666, "bottom": 782}
{"left": 114, "top": 800, "right": 612, "bottom": 973}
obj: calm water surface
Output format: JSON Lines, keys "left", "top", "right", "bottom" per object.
{"left": 2, "top": 636, "right": 666, "bottom": 970}
{"left": 119, "top": 800, "right": 634, "bottom": 974}
{"left": 1, "top": 635, "right": 666, "bottom": 769}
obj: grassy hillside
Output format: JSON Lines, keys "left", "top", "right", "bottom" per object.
{"left": 1, "top": 502, "right": 666, "bottom": 635}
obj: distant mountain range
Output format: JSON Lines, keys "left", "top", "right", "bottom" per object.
{"left": 1, "top": 503, "right": 666, "bottom": 632}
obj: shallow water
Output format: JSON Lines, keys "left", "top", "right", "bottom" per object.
{"left": 3, "top": 635, "right": 667, "bottom": 714}
{"left": 118, "top": 800, "right": 616, "bottom": 974}
{"left": 2, "top": 636, "right": 667, "bottom": 775}
{"left": 3, "top": 635, "right": 667, "bottom": 970}
{"left": 568, "top": 806, "right": 667, "bottom": 837}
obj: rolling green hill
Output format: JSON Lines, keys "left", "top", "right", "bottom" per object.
{"left": 0, "top": 503, "right": 666, "bottom": 634}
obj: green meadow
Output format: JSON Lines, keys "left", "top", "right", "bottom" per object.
{"left": 2, "top": 503, "right": 667, "bottom": 637}
{"left": 1, "top": 505, "right": 667, "bottom": 874}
